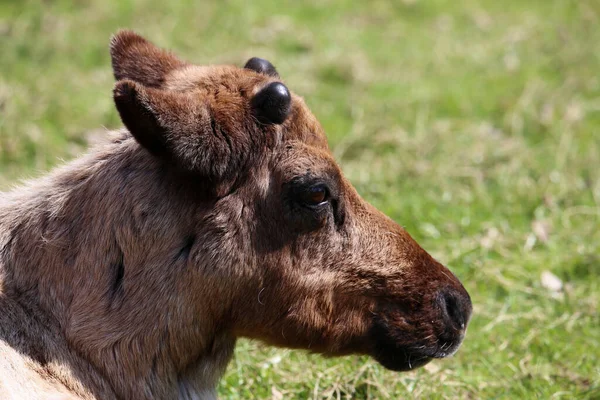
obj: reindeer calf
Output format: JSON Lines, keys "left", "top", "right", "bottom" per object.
{"left": 0, "top": 31, "right": 472, "bottom": 399}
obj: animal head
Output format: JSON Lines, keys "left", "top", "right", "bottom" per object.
{"left": 109, "top": 30, "right": 472, "bottom": 372}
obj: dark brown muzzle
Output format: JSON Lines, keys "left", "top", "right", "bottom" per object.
{"left": 432, "top": 284, "right": 472, "bottom": 357}
{"left": 438, "top": 285, "right": 472, "bottom": 332}
{"left": 369, "top": 263, "right": 472, "bottom": 372}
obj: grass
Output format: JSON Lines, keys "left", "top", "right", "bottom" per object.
{"left": 1, "top": 0, "right": 599, "bottom": 398}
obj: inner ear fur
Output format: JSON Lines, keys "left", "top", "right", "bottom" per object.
{"left": 113, "top": 79, "right": 250, "bottom": 182}
{"left": 110, "top": 30, "right": 186, "bottom": 87}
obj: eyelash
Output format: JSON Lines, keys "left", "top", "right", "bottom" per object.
{"left": 299, "top": 184, "right": 329, "bottom": 206}
{"left": 284, "top": 178, "right": 344, "bottom": 229}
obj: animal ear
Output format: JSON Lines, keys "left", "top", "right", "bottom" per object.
{"left": 114, "top": 79, "right": 209, "bottom": 164}
{"left": 113, "top": 80, "right": 170, "bottom": 156}
{"left": 251, "top": 82, "right": 292, "bottom": 125}
{"left": 113, "top": 80, "right": 240, "bottom": 182}
{"left": 244, "top": 57, "right": 279, "bottom": 77}
{"left": 110, "top": 30, "right": 186, "bottom": 87}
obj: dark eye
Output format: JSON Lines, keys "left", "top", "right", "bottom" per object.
{"left": 299, "top": 184, "right": 329, "bottom": 206}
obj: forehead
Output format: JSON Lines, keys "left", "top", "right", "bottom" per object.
{"left": 166, "top": 64, "right": 330, "bottom": 150}
{"left": 277, "top": 141, "right": 340, "bottom": 181}
{"left": 166, "top": 65, "right": 264, "bottom": 92}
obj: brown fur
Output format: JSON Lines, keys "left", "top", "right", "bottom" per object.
{"left": 0, "top": 31, "right": 472, "bottom": 399}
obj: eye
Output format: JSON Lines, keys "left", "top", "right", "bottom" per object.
{"left": 299, "top": 184, "right": 329, "bottom": 206}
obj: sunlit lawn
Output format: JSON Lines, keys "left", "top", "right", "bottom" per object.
{"left": 1, "top": 0, "right": 599, "bottom": 398}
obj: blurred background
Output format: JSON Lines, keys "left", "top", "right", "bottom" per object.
{"left": 1, "top": 0, "right": 599, "bottom": 398}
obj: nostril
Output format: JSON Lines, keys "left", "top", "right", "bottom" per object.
{"left": 444, "top": 293, "right": 463, "bottom": 329}
{"left": 438, "top": 288, "right": 472, "bottom": 331}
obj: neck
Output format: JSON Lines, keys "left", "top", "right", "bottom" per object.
{"left": 0, "top": 132, "right": 235, "bottom": 399}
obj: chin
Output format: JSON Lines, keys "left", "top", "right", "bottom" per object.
{"left": 368, "top": 320, "right": 466, "bottom": 372}
{"left": 375, "top": 351, "right": 433, "bottom": 372}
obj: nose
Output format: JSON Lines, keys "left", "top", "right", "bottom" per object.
{"left": 437, "top": 286, "right": 472, "bottom": 331}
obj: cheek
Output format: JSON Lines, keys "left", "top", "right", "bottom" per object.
{"left": 281, "top": 270, "right": 375, "bottom": 347}
{"left": 280, "top": 195, "right": 330, "bottom": 233}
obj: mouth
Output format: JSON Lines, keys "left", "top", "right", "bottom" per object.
{"left": 372, "top": 338, "right": 465, "bottom": 372}
{"left": 374, "top": 349, "right": 433, "bottom": 372}
{"left": 369, "top": 321, "right": 466, "bottom": 372}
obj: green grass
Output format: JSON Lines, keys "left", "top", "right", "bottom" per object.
{"left": 2, "top": 0, "right": 599, "bottom": 398}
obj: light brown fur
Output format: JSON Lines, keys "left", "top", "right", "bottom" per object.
{"left": 0, "top": 31, "right": 472, "bottom": 399}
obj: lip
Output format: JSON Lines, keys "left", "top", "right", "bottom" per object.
{"left": 369, "top": 321, "right": 466, "bottom": 372}
{"left": 372, "top": 342, "right": 464, "bottom": 372}
{"left": 374, "top": 350, "right": 433, "bottom": 372}
{"left": 430, "top": 339, "right": 463, "bottom": 359}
